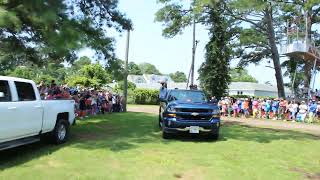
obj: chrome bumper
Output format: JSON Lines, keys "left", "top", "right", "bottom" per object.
{"left": 175, "top": 127, "right": 212, "bottom": 132}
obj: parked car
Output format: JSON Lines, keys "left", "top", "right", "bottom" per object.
{"left": 159, "top": 89, "right": 220, "bottom": 139}
{"left": 0, "top": 76, "right": 75, "bottom": 151}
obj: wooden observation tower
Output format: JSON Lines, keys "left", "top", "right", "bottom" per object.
{"left": 283, "top": 8, "right": 320, "bottom": 98}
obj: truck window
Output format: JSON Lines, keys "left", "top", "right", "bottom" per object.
{"left": 0, "top": 80, "right": 12, "bottom": 102}
{"left": 14, "top": 82, "right": 36, "bottom": 101}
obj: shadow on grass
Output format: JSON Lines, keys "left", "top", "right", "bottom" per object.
{"left": 0, "top": 112, "right": 318, "bottom": 170}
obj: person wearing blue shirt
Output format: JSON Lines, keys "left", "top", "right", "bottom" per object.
{"left": 272, "top": 99, "right": 279, "bottom": 120}
{"left": 307, "top": 100, "right": 317, "bottom": 123}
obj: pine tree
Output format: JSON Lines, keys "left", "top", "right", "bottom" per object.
{"left": 198, "top": 2, "right": 233, "bottom": 97}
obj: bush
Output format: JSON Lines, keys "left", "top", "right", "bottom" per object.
{"left": 132, "top": 89, "right": 160, "bottom": 105}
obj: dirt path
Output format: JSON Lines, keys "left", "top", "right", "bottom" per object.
{"left": 128, "top": 105, "right": 320, "bottom": 137}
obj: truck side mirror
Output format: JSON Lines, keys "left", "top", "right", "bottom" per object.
{"left": 0, "top": 92, "right": 4, "bottom": 98}
{"left": 159, "top": 98, "right": 166, "bottom": 102}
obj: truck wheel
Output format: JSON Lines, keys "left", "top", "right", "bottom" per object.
{"left": 158, "top": 114, "right": 163, "bottom": 128}
{"left": 209, "top": 133, "right": 219, "bottom": 140}
{"left": 162, "top": 131, "right": 171, "bottom": 139}
{"left": 52, "top": 119, "right": 70, "bottom": 144}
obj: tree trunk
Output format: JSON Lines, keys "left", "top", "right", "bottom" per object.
{"left": 265, "top": 7, "right": 285, "bottom": 98}
{"left": 304, "top": 10, "right": 313, "bottom": 89}
{"left": 304, "top": 61, "right": 312, "bottom": 88}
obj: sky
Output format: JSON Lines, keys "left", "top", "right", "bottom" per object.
{"left": 78, "top": 0, "right": 320, "bottom": 89}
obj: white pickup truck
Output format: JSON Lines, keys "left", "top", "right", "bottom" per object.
{"left": 0, "top": 76, "right": 75, "bottom": 150}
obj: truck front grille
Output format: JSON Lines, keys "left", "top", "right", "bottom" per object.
{"left": 177, "top": 114, "right": 212, "bottom": 121}
{"left": 177, "top": 108, "right": 211, "bottom": 113}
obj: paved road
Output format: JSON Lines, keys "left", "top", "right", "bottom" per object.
{"left": 128, "top": 105, "right": 320, "bottom": 137}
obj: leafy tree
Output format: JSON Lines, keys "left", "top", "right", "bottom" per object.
{"left": 71, "top": 56, "right": 92, "bottom": 72}
{"left": 230, "top": 68, "right": 258, "bottom": 83}
{"left": 66, "top": 63, "right": 111, "bottom": 88}
{"left": 169, "top": 71, "right": 187, "bottom": 82}
{"left": 281, "top": 1, "right": 320, "bottom": 89}
{"left": 226, "top": 0, "right": 286, "bottom": 97}
{"left": 114, "top": 81, "right": 136, "bottom": 92}
{"left": 156, "top": 0, "right": 237, "bottom": 97}
{"left": 128, "top": 62, "right": 142, "bottom": 75}
{"left": 106, "top": 58, "right": 125, "bottom": 81}
{"left": 281, "top": 59, "right": 305, "bottom": 95}
{"left": 0, "top": 0, "right": 132, "bottom": 71}
{"left": 228, "top": 0, "right": 320, "bottom": 97}
{"left": 138, "top": 63, "right": 161, "bottom": 75}
{"left": 7, "top": 66, "right": 36, "bottom": 80}
{"left": 198, "top": 2, "right": 235, "bottom": 97}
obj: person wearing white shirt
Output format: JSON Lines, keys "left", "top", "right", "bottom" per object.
{"left": 297, "top": 101, "right": 308, "bottom": 122}
{"left": 159, "top": 81, "right": 167, "bottom": 99}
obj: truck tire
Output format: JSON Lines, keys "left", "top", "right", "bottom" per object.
{"left": 162, "top": 130, "right": 172, "bottom": 139}
{"left": 52, "top": 119, "right": 70, "bottom": 144}
{"left": 158, "top": 114, "right": 163, "bottom": 128}
{"left": 208, "top": 133, "right": 219, "bottom": 140}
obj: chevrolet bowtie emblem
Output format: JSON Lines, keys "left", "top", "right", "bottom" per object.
{"left": 191, "top": 112, "right": 199, "bottom": 116}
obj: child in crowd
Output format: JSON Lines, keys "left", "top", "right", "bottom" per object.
{"left": 297, "top": 101, "right": 308, "bottom": 122}
{"left": 232, "top": 101, "right": 239, "bottom": 118}
{"left": 243, "top": 99, "right": 250, "bottom": 118}
{"left": 252, "top": 98, "right": 259, "bottom": 118}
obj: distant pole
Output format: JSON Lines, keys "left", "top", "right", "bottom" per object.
{"left": 190, "top": 18, "right": 196, "bottom": 86}
{"left": 123, "top": 30, "right": 130, "bottom": 112}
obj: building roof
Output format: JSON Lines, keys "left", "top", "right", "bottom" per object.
{"left": 127, "top": 75, "right": 147, "bottom": 83}
{"left": 135, "top": 83, "right": 187, "bottom": 90}
{"left": 228, "top": 82, "right": 291, "bottom": 93}
{"left": 143, "top": 74, "right": 173, "bottom": 83}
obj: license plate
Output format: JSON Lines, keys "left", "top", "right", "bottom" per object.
{"left": 189, "top": 126, "right": 200, "bottom": 134}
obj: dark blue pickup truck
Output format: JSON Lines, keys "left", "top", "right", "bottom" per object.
{"left": 159, "top": 89, "right": 220, "bottom": 139}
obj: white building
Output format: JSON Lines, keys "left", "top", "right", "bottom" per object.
{"left": 125, "top": 75, "right": 292, "bottom": 97}
{"left": 228, "top": 82, "right": 292, "bottom": 97}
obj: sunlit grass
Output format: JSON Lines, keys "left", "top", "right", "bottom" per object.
{"left": 0, "top": 112, "right": 319, "bottom": 180}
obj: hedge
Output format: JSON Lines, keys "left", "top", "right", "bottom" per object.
{"left": 132, "top": 89, "right": 160, "bottom": 105}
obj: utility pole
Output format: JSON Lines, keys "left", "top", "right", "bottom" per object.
{"left": 190, "top": 18, "right": 196, "bottom": 86}
{"left": 123, "top": 30, "right": 130, "bottom": 112}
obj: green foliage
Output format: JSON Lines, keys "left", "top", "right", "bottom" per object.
{"left": 71, "top": 56, "right": 92, "bottom": 72}
{"left": 66, "top": 63, "right": 111, "bottom": 89}
{"left": 133, "top": 89, "right": 160, "bottom": 105}
{"left": 1, "top": 112, "right": 320, "bottom": 179}
{"left": 7, "top": 66, "right": 35, "bottom": 80}
{"left": 198, "top": 2, "right": 235, "bottom": 98}
{"left": 138, "top": 63, "right": 161, "bottom": 75}
{"left": 106, "top": 58, "right": 125, "bottom": 81}
{"left": 128, "top": 62, "right": 142, "bottom": 75}
{"left": 169, "top": 71, "right": 187, "bottom": 82}
{"left": 230, "top": 68, "right": 258, "bottom": 83}
{"left": 156, "top": 1, "right": 237, "bottom": 97}
{"left": 0, "top": 0, "right": 132, "bottom": 71}
{"left": 114, "top": 81, "right": 136, "bottom": 93}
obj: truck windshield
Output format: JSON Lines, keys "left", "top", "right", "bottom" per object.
{"left": 167, "top": 90, "right": 207, "bottom": 103}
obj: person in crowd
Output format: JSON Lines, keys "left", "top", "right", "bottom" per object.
{"left": 307, "top": 100, "right": 317, "bottom": 123}
{"left": 243, "top": 98, "right": 250, "bottom": 118}
{"left": 232, "top": 101, "right": 239, "bottom": 118}
{"left": 159, "top": 81, "right": 167, "bottom": 99}
{"left": 210, "top": 96, "right": 218, "bottom": 103}
{"left": 79, "top": 94, "right": 86, "bottom": 119}
{"left": 297, "top": 101, "right": 308, "bottom": 122}
{"left": 278, "top": 98, "right": 287, "bottom": 120}
{"left": 252, "top": 98, "right": 259, "bottom": 118}
{"left": 271, "top": 99, "right": 279, "bottom": 120}
{"left": 316, "top": 101, "right": 320, "bottom": 121}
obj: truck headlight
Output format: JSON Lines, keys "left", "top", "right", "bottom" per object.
{"left": 167, "top": 106, "right": 176, "bottom": 113}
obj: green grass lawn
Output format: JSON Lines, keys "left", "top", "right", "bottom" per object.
{"left": 1, "top": 113, "right": 320, "bottom": 180}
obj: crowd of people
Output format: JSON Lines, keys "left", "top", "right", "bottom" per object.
{"left": 38, "top": 80, "right": 124, "bottom": 119}
{"left": 215, "top": 97, "right": 320, "bottom": 123}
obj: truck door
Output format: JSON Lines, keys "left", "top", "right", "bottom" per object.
{"left": 11, "top": 81, "right": 43, "bottom": 138}
{"left": 0, "top": 80, "right": 18, "bottom": 142}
